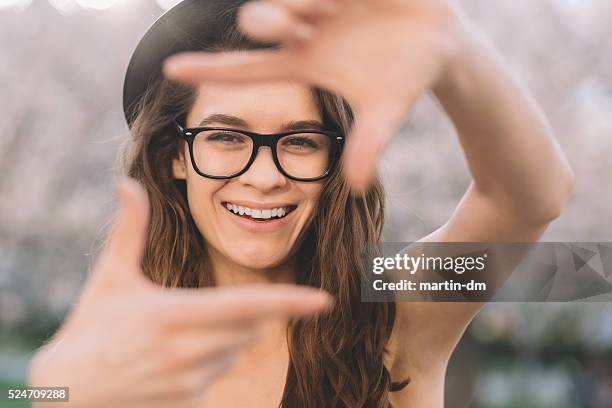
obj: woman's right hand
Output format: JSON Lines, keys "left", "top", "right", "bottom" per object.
{"left": 27, "top": 178, "right": 331, "bottom": 408}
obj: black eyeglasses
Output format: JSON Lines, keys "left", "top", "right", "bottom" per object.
{"left": 174, "top": 121, "right": 344, "bottom": 182}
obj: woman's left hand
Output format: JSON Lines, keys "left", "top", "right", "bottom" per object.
{"left": 163, "top": 0, "right": 469, "bottom": 192}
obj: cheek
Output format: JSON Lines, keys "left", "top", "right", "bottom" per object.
{"left": 301, "top": 183, "right": 324, "bottom": 218}
{"left": 184, "top": 177, "right": 224, "bottom": 231}
{"left": 184, "top": 153, "right": 224, "bottom": 204}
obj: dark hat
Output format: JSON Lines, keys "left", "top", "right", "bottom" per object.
{"left": 122, "top": 0, "right": 266, "bottom": 127}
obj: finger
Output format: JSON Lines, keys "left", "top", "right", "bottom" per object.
{"left": 238, "top": 1, "right": 315, "bottom": 43}
{"left": 163, "top": 49, "right": 297, "bottom": 85}
{"left": 93, "top": 177, "right": 150, "bottom": 289}
{"left": 342, "top": 100, "right": 408, "bottom": 193}
{"left": 266, "top": 0, "right": 341, "bottom": 18}
{"left": 158, "top": 284, "right": 332, "bottom": 327}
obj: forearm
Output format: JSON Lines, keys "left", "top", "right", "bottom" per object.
{"left": 432, "top": 23, "right": 574, "bottom": 223}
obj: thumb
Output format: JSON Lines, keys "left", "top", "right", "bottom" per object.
{"left": 342, "top": 100, "right": 408, "bottom": 193}
{"left": 91, "top": 177, "right": 151, "bottom": 292}
{"left": 162, "top": 49, "right": 297, "bottom": 85}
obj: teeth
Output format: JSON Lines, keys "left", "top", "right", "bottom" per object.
{"left": 225, "top": 203, "right": 292, "bottom": 219}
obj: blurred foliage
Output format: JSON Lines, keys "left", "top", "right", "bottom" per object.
{"left": 0, "top": 381, "right": 29, "bottom": 408}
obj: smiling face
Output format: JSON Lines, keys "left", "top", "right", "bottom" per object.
{"left": 172, "top": 81, "right": 325, "bottom": 274}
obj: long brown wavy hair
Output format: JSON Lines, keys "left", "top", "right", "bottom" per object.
{"left": 112, "top": 4, "right": 409, "bottom": 407}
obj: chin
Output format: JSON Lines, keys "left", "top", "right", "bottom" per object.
{"left": 226, "top": 244, "right": 290, "bottom": 270}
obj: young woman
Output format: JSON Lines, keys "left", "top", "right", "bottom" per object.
{"left": 28, "top": 0, "right": 575, "bottom": 407}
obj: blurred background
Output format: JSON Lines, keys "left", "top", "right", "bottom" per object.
{"left": 0, "top": 0, "right": 610, "bottom": 407}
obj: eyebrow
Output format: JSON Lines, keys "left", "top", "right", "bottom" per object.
{"left": 197, "top": 114, "right": 325, "bottom": 131}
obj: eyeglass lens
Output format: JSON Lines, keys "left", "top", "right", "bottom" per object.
{"left": 191, "top": 129, "right": 332, "bottom": 179}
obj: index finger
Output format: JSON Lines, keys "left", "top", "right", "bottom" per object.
{"left": 342, "top": 100, "right": 410, "bottom": 193}
{"left": 162, "top": 49, "right": 297, "bottom": 85}
{"left": 157, "top": 284, "right": 332, "bottom": 328}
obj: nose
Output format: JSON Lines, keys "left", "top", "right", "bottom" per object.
{"left": 238, "top": 146, "right": 288, "bottom": 191}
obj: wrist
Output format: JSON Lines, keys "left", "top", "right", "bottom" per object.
{"left": 399, "top": 2, "right": 476, "bottom": 95}
{"left": 432, "top": 20, "right": 489, "bottom": 98}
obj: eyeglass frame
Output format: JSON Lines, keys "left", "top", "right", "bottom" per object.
{"left": 173, "top": 121, "right": 345, "bottom": 182}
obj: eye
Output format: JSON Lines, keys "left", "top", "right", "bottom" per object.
{"left": 282, "top": 136, "right": 319, "bottom": 149}
{"left": 205, "top": 132, "right": 247, "bottom": 144}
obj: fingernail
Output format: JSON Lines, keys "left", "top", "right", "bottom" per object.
{"left": 349, "top": 174, "right": 370, "bottom": 196}
{"left": 314, "top": 291, "right": 333, "bottom": 308}
{"left": 242, "top": 1, "right": 283, "bottom": 26}
{"left": 317, "top": 290, "right": 332, "bottom": 301}
{"left": 342, "top": 163, "right": 368, "bottom": 195}
{"left": 304, "top": 295, "right": 332, "bottom": 314}
{"left": 162, "top": 57, "right": 182, "bottom": 78}
{"left": 297, "top": 288, "right": 332, "bottom": 307}
{"left": 350, "top": 184, "right": 367, "bottom": 197}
